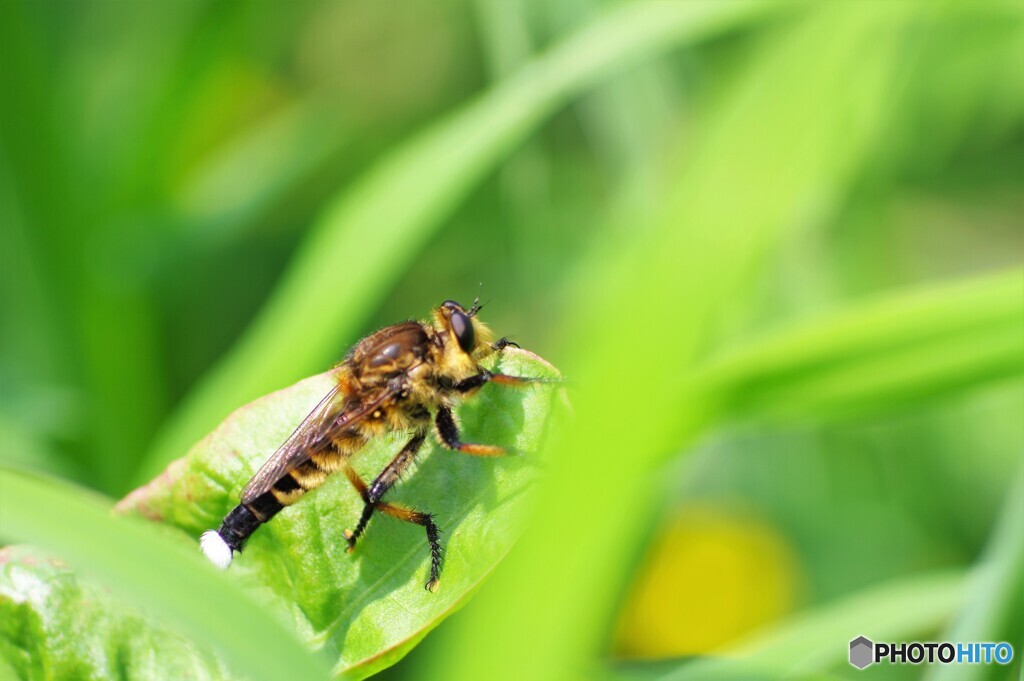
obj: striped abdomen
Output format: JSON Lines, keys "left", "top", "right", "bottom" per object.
{"left": 211, "top": 432, "right": 367, "bottom": 558}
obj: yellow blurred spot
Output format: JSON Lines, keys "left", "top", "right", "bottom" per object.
{"left": 613, "top": 505, "right": 800, "bottom": 658}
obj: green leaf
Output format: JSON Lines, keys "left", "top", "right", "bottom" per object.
{"left": 0, "top": 468, "right": 331, "bottom": 681}
{"left": 0, "top": 545, "right": 231, "bottom": 680}
{"left": 694, "top": 267, "right": 1024, "bottom": 425}
{"left": 925, "top": 465, "right": 1024, "bottom": 681}
{"left": 117, "top": 348, "right": 563, "bottom": 679}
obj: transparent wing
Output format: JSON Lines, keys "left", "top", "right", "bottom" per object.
{"left": 240, "top": 381, "right": 400, "bottom": 503}
{"left": 241, "top": 383, "right": 344, "bottom": 503}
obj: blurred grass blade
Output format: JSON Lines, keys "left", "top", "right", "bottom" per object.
{"left": 428, "top": 4, "right": 926, "bottom": 680}
{"left": 694, "top": 267, "right": 1024, "bottom": 426}
{"left": 0, "top": 467, "right": 331, "bottom": 681}
{"left": 925, "top": 464, "right": 1024, "bottom": 681}
{"left": 658, "top": 570, "right": 966, "bottom": 680}
{"left": 141, "top": 0, "right": 777, "bottom": 482}
{"left": 175, "top": 100, "right": 352, "bottom": 247}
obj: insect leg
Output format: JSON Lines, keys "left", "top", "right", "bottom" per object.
{"left": 491, "top": 337, "right": 520, "bottom": 351}
{"left": 339, "top": 460, "right": 372, "bottom": 553}
{"left": 340, "top": 460, "right": 370, "bottom": 501}
{"left": 343, "top": 432, "right": 426, "bottom": 552}
{"left": 374, "top": 501, "right": 444, "bottom": 591}
{"left": 434, "top": 405, "right": 505, "bottom": 457}
{"left": 452, "top": 369, "right": 538, "bottom": 392}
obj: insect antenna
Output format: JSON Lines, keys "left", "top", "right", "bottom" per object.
{"left": 469, "top": 297, "right": 490, "bottom": 317}
{"left": 468, "top": 282, "right": 491, "bottom": 317}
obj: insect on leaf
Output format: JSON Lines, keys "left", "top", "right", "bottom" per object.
{"left": 117, "top": 347, "right": 564, "bottom": 679}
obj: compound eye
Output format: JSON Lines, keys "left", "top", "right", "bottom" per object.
{"left": 442, "top": 299, "right": 463, "bottom": 311}
{"left": 450, "top": 310, "right": 475, "bottom": 353}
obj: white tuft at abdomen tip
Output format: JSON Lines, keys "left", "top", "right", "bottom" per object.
{"left": 200, "top": 530, "right": 233, "bottom": 569}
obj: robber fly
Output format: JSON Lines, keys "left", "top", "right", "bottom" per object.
{"left": 200, "top": 299, "right": 534, "bottom": 591}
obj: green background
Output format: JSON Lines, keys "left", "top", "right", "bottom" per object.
{"left": 1, "top": 1, "right": 1021, "bottom": 680}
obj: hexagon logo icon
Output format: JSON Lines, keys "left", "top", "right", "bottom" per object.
{"left": 849, "top": 636, "right": 874, "bottom": 669}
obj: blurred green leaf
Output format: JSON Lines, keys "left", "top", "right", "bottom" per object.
{"left": 140, "top": 0, "right": 777, "bottom": 483}
{"left": 0, "top": 468, "right": 330, "bottom": 681}
{"left": 175, "top": 100, "right": 353, "bottom": 247}
{"left": 119, "top": 348, "right": 562, "bottom": 680}
{"left": 695, "top": 267, "right": 1024, "bottom": 426}
{"left": 925, "top": 465, "right": 1024, "bottom": 681}
{"left": 0, "top": 545, "right": 231, "bottom": 680}
{"left": 429, "top": 3, "right": 932, "bottom": 680}
{"left": 609, "top": 664, "right": 846, "bottom": 681}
